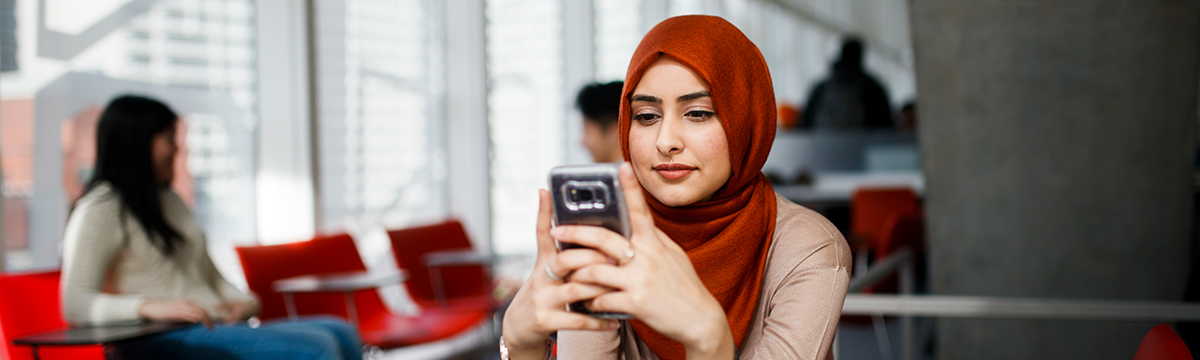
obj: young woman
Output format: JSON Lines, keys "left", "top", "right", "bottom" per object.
{"left": 61, "top": 95, "right": 362, "bottom": 360}
{"left": 500, "top": 16, "right": 851, "bottom": 360}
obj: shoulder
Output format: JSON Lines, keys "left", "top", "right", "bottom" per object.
{"left": 71, "top": 183, "right": 123, "bottom": 221}
{"left": 159, "top": 188, "right": 188, "bottom": 211}
{"left": 768, "top": 193, "right": 851, "bottom": 272}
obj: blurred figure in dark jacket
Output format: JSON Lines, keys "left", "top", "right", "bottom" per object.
{"left": 800, "top": 38, "right": 893, "bottom": 130}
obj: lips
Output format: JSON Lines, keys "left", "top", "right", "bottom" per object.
{"left": 653, "top": 163, "right": 696, "bottom": 181}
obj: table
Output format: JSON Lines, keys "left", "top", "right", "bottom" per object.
{"left": 12, "top": 322, "right": 188, "bottom": 360}
{"left": 273, "top": 269, "right": 407, "bottom": 327}
{"left": 774, "top": 171, "right": 924, "bottom": 204}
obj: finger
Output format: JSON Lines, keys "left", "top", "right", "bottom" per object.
{"left": 569, "top": 263, "right": 631, "bottom": 290}
{"left": 199, "top": 312, "right": 214, "bottom": 329}
{"left": 550, "top": 282, "right": 615, "bottom": 305}
{"left": 551, "top": 226, "right": 630, "bottom": 262}
{"left": 183, "top": 303, "right": 213, "bottom": 329}
{"left": 619, "top": 163, "right": 659, "bottom": 243}
{"left": 587, "top": 291, "right": 637, "bottom": 315}
{"left": 535, "top": 189, "right": 558, "bottom": 261}
{"left": 542, "top": 312, "right": 620, "bottom": 332}
{"left": 553, "top": 248, "right": 614, "bottom": 280}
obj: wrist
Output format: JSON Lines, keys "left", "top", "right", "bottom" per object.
{"left": 500, "top": 328, "right": 547, "bottom": 355}
{"left": 500, "top": 335, "right": 551, "bottom": 360}
{"left": 683, "top": 312, "right": 734, "bottom": 359}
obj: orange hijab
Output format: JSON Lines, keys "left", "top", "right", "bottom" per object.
{"left": 618, "top": 15, "right": 777, "bottom": 359}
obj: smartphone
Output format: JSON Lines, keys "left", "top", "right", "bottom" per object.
{"left": 549, "top": 164, "right": 632, "bottom": 319}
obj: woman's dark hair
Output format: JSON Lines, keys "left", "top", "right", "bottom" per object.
{"left": 575, "top": 81, "right": 624, "bottom": 130}
{"left": 80, "top": 95, "right": 183, "bottom": 256}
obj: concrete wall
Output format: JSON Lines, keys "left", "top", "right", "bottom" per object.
{"left": 911, "top": 1, "right": 1199, "bottom": 358}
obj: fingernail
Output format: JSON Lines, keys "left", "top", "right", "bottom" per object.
{"left": 608, "top": 320, "right": 619, "bottom": 329}
{"left": 551, "top": 227, "right": 564, "bottom": 237}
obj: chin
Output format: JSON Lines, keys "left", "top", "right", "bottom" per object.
{"left": 646, "top": 187, "right": 702, "bottom": 207}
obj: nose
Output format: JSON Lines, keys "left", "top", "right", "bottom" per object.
{"left": 655, "top": 116, "right": 684, "bottom": 156}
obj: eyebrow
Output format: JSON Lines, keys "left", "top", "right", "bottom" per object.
{"left": 630, "top": 91, "right": 711, "bottom": 104}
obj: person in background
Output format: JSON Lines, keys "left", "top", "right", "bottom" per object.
{"left": 800, "top": 38, "right": 894, "bottom": 130}
{"left": 576, "top": 81, "right": 625, "bottom": 163}
{"left": 61, "top": 95, "right": 362, "bottom": 360}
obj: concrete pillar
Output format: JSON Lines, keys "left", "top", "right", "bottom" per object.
{"left": 911, "top": 1, "right": 1199, "bottom": 358}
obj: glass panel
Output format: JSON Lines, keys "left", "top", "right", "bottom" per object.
{"left": 1, "top": 0, "right": 258, "bottom": 277}
{"left": 486, "top": 0, "right": 564, "bottom": 255}
{"left": 594, "top": 0, "right": 641, "bottom": 83}
{"left": 318, "top": 0, "right": 446, "bottom": 236}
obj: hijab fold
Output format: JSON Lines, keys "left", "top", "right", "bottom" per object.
{"left": 617, "top": 15, "right": 778, "bottom": 360}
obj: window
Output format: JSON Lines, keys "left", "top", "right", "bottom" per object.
{"left": 314, "top": 0, "right": 448, "bottom": 266}
{"left": 485, "top": 0, "right": 565, "bottom": 255}
{"left": 1, "top": 0, "right": 258, "bottom": 276}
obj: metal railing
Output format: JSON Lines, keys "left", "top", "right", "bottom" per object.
{"left": 837, "top": 246, "right": 1200, "bottom": 360}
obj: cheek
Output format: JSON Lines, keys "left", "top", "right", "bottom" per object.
{"left": 153, "top": 141, "right": 173, "bottom": 164}
{"left": 627, "top": 129, "right": 653, "bottom": 164}
{"left": 697, "top": 127, "right": 731, "bottom": 175}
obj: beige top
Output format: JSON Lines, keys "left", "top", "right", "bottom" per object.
{"left": 61, "top": 182, "right": 257, "bottom": 326}
{"left": 559, "top": 193, "right": 851, "bottom": 360}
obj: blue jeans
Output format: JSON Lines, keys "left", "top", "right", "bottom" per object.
{"left": 114, "top": 316, "right": 362, "bottom": 360}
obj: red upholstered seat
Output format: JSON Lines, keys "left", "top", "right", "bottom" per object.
{"left": 387, "top": 219, "right": 495, "bottom": 312}
{"left": 0, "top": 270, "right": 105, "bottom": 360}
{"left": 1134, "top": 324, "right": 1193, "bottom": 360}
{"left": 236, "top": 233, "right": 486, "bottom": 349}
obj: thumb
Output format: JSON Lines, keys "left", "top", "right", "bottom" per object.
{"left": 534, "top": 189, "right": 558, "bottom": 263}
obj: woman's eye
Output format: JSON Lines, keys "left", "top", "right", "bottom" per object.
{"left": 634, "top": 113, "right": 660, "bottom": 124}
{"left": 685, "top": 110, "right": 715, "bottom": 120}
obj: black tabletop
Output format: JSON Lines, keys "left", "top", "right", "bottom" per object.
{"left": 12, "top": 322, "right": 189, "bottom": 346}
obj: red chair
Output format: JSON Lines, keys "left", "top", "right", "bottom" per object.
{"left": 851, "top": 188, "right": 921, "bottom": 249}
{"left": 844, "top": 188, "right": 923, "bottom": 359}
{"left": 236, "top": 233, "right": 487, "bottom": 348}
{"left": 1134, "top": 324, "right": 1193, "bottom": 360}
{"left": 863, "top": 212, "right": 925, "bottom": 294}
{"left": 386, "top": 219, "right": 495, "bottom": 312}
{"left": 0, "top": 270, "right": 104, "bottom": 360}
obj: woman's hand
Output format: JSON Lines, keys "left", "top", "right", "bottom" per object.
{"left": 500, "top": 189, "right": 621, "bottom": 360}
{"left": 214, "top": 300, "right": 256, "bottom": 324}
{"left": 555, "top": 163, "right": 735, "bottom": 359}
{"left": 138, "top": 299, "right": 212, "bottom": 328}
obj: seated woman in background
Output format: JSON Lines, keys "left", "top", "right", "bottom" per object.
{"left": 61, "top": 95, "right": 362, "bottom": 360}
{"left": 501, "top": 16, "right": 851, "bottom": 360}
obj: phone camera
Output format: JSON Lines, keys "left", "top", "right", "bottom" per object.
{"left": 562, "top": 181, "right": 609, "bottom": 211}
{"left": 571, "top": 188, "right": 595, "bottom": 202}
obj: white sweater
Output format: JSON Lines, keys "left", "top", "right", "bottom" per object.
{"left": 61, "top": 183, "right": 257, "bottom": 326}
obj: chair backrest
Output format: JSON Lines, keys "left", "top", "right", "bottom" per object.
{"left": 235, "top": 233, "right": 387, "bottom": 321}
{"left": 875, "top": 213, "right": 925, "bottom": 261}
{"left": 862, "top": 213, "right": 925, "bottom": 295}
{"left": 386, "top": 219, "right": 488, "bottom": 306}
{"left": 851, "top": 187, "right": 920, "bottom": 248}
{"left": 1134, "top": 324, "right": 1193, "bottom": 360}
{"left": 0, "top": 270, "right": 103, "bottom": 360}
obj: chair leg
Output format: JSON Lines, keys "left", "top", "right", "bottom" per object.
{"left": 284, "top": 292, "right": 298, "bottom": 321}
{"left": 344, "top": 291, "right": 360, "bottom": 328}
{"left": 430, "top": 267, "right": 448, "bottom": 308}
{"left": 872, "top": 315, "right": 894, "bottom": 360}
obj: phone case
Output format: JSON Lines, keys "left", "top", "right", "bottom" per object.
{"left": 548, "top": 164, "right": 632, "bottom": 319}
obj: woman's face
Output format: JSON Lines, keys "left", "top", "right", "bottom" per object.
{"left": 151, "top": 122, "right": 178, "bottom": 186}
{"left": 628, "top": 57, "right": 731, "bottom": 207}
